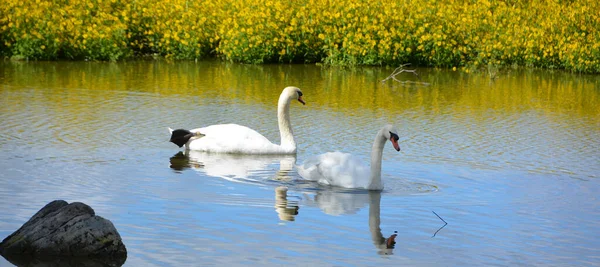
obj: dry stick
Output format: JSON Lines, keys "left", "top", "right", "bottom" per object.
{"left": 381, "top": 64, "right": 430, "bottom": 86}
{"left": 432, "top": 210, "right": 448, "bottom": 237}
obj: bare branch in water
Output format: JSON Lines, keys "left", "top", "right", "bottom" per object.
{"left": 432, "top": 210, "right": 447, "bottom": 224}
{"left": 432, "top": 211, "right": 448, "bottom": 237}
{"left": 381, "top": 64, "right": 430, "bottom": 86}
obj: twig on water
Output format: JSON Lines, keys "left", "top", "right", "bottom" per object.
{"left": 432, "top": 211, "right": 448, "bottom": 237}
{"left": 381, "top": 64, "right": 430, "bottom": 86}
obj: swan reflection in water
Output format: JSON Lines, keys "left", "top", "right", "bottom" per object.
{"left": 169, "top": 151, "right": 300, "bottom": 221}
{"left": 303, "top": 189, "right": 398, "bottom": 255}
{"left": 169, "top": 151, "right": 296, "bottom": 184}
{"left": 274, "top": 186, "right": 300, "bottom": 222}
{"left": 169, "top": 151, "right": 395, "bottom": 251}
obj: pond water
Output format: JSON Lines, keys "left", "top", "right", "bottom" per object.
{"left": 0, "top": 60, "right": 599, "bottom": 266}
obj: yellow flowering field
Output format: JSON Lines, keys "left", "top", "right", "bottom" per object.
{"left": 1, "top": 0, "right": 598, "bottom": 73}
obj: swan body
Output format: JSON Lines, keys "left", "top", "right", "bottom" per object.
{"left": 297, "top": 124, "right": 401, "bottom": 190}
{"left": 169, "top": 86, "right": 305, "bottom": 154}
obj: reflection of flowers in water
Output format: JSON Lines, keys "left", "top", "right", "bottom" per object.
{"left": 274, "top": 186, "right": 300, "bottom": 222}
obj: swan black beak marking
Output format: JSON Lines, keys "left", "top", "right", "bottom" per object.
{"left": 170, "top": 129, "right": 203, "bottom": 148}
{"left": 297, "top": 90, "right": 305, "bottom": 105}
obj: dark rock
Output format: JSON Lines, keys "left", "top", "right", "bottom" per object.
{"left": 0, "top": 200, "right": 126, "bottom": 266}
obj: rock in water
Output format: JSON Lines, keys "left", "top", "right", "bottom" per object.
{"left": 0, "top": 200, "right": 127, "bottom": 264}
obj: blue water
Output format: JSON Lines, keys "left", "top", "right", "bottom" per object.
{"left": 1, "top": 61, "right": 599, "bottom": 266}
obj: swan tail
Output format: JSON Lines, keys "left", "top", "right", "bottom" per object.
{"left": 169, "top": 129, "right": 205, "bottom": 148}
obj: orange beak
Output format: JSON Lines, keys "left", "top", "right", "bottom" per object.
{"left": 390, "top": 138, "right": 401, "bottom": 151}
{"left": 297, "top": 96, "right": 306, "bottom": 105}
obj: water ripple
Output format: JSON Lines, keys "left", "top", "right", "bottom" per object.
{"left": 2, "top": 62, "right": 599, "bottom": 267}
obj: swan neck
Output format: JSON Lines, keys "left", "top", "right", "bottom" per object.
{"left": 369, "top": 128, "right": 387, "bottom": 190}
{"left": 277, "top": 94, "right": 296, "bottom": 150}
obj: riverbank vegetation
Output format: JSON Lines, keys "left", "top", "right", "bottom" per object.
{"left": 1, "top": 0, "right": 598, "bottom": 73}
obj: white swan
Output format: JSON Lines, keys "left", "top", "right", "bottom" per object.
{"left": 168, "top": 86, "right": 305, "bottom": 154}
{"left": 296, "top": 124, "right": 401, "bottom": 190}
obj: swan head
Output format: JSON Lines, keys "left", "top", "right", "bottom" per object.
{"left": 282, "top": 86, "right": 305, "bottom": 105}
{"left": 383, "top": 124, "right": 401, "bottom": 151}
{"left": 169, "top": 129, "right": 205, "bottom": 148}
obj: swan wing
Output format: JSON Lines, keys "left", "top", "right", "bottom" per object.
{"left": 187, "top": 124, "right": 286, "bottom": 154}
{"left": 297, "top": 151, "right": 370, "bottom": 188}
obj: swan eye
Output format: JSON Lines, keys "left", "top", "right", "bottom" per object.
{"left": 297, "top": 90, "right": 303, "bottom": 97}
{"left": 389, "top": 131, "right": 399, "bottom": 141}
